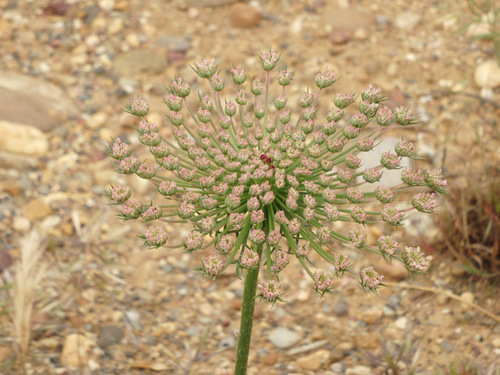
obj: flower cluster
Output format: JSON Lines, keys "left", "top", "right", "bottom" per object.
{"left": 108, "top": 49, "right": 446, "bottom": 300}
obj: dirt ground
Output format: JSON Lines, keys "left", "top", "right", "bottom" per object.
{"left": 0, "top": 0, "right": 499, "bottom": 374}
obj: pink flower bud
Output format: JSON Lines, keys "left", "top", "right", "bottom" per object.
{"left": 193, "top": 58, "right": 217, "bottom": 79}
{"left": 129, "top": 97, "right": 150, "bottom": 117}
{"left": 378, "top": 234, "right": 399, "bottom": 256}
{"left": 210, "top": 73, "right": 225, "bottom": 91}
{"left": 241, "top": 249, "right": 260, "bottom": 269}
{"left": 343, "top": 123, "right": 360, "bottom": 139}
{"left": 360, "top": 266, "right": 384, "bottom": 290}
{"left": 351, "top": 206, "right": 367, "bottom": 224}
{"left": 142, "top": 204, "right": 162, "bottom": 222}
{"left": 350, "top": 227, "right": 366, "bottom": 248}
{"left": 299, "top": 90, "right": 314, "bottom": 108}
{"left": 258, "top": 280, "right": 281, "bottom": 303}
{"left": 121, "top": 199, "right": 142, "bottom": 218}
{"left": 345, "top": 153, "right": 362, "bottom": 169}
{"left": 258, "top": 49, "right": 280, "bottom": 71}
{"left": 249, "top": 229, "right": 266, "bottom": 245}
{"left": 334, "top": 93, "right": 356, "bottom": 109}
{"left": 376, "top": 105, "right": 395, "bottom": 126}
{"left": 375, "top": 185, "right": 394, "bottom": 203}
{"left": 350, "top": 113, "right": 368, "bottom": 128}
{"left": 315, "top": 68, "right": 336, "bottom": 89}
{"left": 183, "top": 231, "right": 204, "bottom": 252}
{"left": 178, "top": 201, "right": 196, "bottom": 219}
{"left": 158, "top": 180, "right": 177, "bottom": 196}
{"left": 361, "top": 85, "right": 383, "bottom": 103}
{"left": 120, "top": 156, "right": 140, "bottom": 174}
{"left": 296, "top": 240, "right": 311, "bottom": 258}
{"left": 411, "top": 192, "right": 437, "bottom": 212}
{"left": 401, "top": 168, "right": 424, "bottom": 186}
{"left": 136, "top": 162, "right": 156, "bottom": 179}
{"left": 144, "top": 226, "right": 168, "bottom": 247}
{"left": 402, "top": 246, "right": 432, "bottom": 273}
{"left": 110, "top": 185, "right": 132, "bottom": 204}
{"left": 164, "top": 94, "right": 183, "bottom": 112}
{"left": 337, "top": 168, "right": 353, "bottom": 183}
{"left": 111, "top": 138, "right": 132, "bottom": 160}
{"left": 346, "top": 187, "right": 363, "bottom": 203}
{"left": 251, "top": 78, "right": 264, "bottom": 95}
{"left": 314, "top": 270, "right": 333, "bottom": 294}
{"left": 324, "top": 204, "right": 340, "bottom": 221}
{"left": 251, "top": 210, "right": 265, "bottom": 225}
{"left": 171, "top": 77, "right": 191, "bottom": 98}
{"left": 381, "top": 205, "right": 405, "bottom": 226}
{"left": 380, "top": 152, "right": 401, "bottom": 170}
{"left": 327, "top": 108, "right": 344, "bottom": 122}
{"left": 271, "top": 249, "right": 290, "bottom": 272}
{"left": 216, "top": 235, "right": 234, "bottom": 255}
{"left": 203, "top": 254, "right": 223, "bottom": 277}
{"left": 363, "top": 168, "right": 383, "bottom": 183}
{"left": 277, "top": 69, "right": 294, "bottom": 86}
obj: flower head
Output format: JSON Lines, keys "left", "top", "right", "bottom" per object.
{"left": 109, "top": 49, "right": 446, "bottom": 302}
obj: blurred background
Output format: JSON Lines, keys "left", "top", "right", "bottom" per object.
{"left": 0, "top": 0, "right": 499, "bottom": 374}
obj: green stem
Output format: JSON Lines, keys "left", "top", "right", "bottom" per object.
{"left": 234, "top": 254, "right": 261, "bottom": 375}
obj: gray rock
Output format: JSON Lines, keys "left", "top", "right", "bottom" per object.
{"left": 333, "top": 299, "right": 349, "bottom": 317}
{"left": 97, "top": 325, "right": 124, "bottom": 348}
{"left": 0, "top": 71, "right": 79, "bottom": 132}
{"left": 157, "top": 35, "right": 191, "bottom": 52}
{"left": 268, "top": 327, "right": 301, "bottom": 349}
{"left": 113, "top": 50, "right": 167, "bottom": 76}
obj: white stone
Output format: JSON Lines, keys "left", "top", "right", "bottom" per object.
{"left": 0, "top": 120, "right": 48, "bottom": 156}
{"left": 268, "top": 327, "right": 301, "bottom": 349}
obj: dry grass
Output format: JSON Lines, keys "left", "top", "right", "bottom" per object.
{"left": 12, "top": 230, "right": 47, "bottom": 370}
{"left": 440, "top": 166, "right": 500, "bottom": 278}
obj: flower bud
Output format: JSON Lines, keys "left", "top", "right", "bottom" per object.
{"left": 349, "top": 227, "right": 366, "bottom": 248}
{"left": 144, "top": 226, "right": 168, "bottom": 248}
{"left": 251, "top": 78, "right": 264, "bottom": 95}
{"left": 381, "top": 205, "right": 405, "bottom": 226}
{"left": 230, "top": 65, "right": 247, "bottom": 85}
{"left": 193, "top": 58, "right": 217, "bottom": 79}
{"left": 110, "top": 185, "right": 132, "bottom": 204}
{"left": 274, "top": 95, "right": 287, "bottom": 110}
{"left": 351, "top": 206, "right": 367, "bottom": 224}
{"left": 216, "top": 235, "right": 234, "bottom": 255}
{"left": 380, "top": 152, "right": 401, "bottom": 170}
{"left": 158, "top": 180, "right": 177, "bottom": 196}
{"left": 376, "top": 106, "right": 395, "bottom": 126}
{"left": 360, "top": 266, "right": 384, "bottom": 291}
{"left": 141, "top": 204, "right": 162, "bottom": 222}
{"left": 136, "top": 162, "right": 156, "bottom": 179}
{"left": 334, "top": 93, "right": 355, "bottom": 109}
{"left": 111, "top": 138, "right": 132, "bottom": 160}
{"left": 128, "top": 96, "right": 150, "bottom": 116}
{"left": 411, "top": 192, "right": 436, "bottom": 213}
{"left": 210, "top": 73, "right": 225, "bottom": 91}
{"left": 164, "top": 94, "right": 183, "bottom": 112}
{"left": 202, "top": 254, "right": 223, "bottom": 278}
{"left": 184, "top": 230, "right": 204, "bottom": 252}
{"left": 258, "top": 49, "right": 280, "bottom": 71}
{"left": 258, "top": 280, "right": 281, "bottom": 303}
{"left": 402, "top": 246, "right": 432, "bottom": 273}
{"left": 299, "top": 91, "right": 314, "bottom": 108}
{"left": 315, "top": 68, "right": 336, "bottom": 89}
{"left": 241, "top": 249, "right": 260, "bottom": 269}
{"left": 375, "top": 185, "right": 394, "bottom": 203}
{"left": 277, "top": 69, "right": 294, "bottom": 86}
{"left": 171, "top": 77, "right": 191, "bottom": 98}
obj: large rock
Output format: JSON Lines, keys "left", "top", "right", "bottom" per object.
{"left": 0, "top": 71, "right": 79, "bottom": 132}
